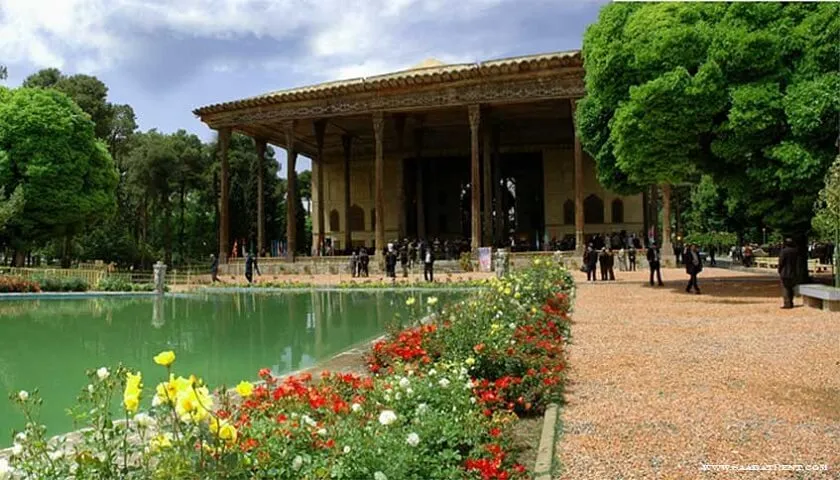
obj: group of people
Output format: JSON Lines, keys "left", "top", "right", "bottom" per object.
{"left": 350, "top": 239, "right": 437, "bottom": 282}
{"left": 209, "top": 252, "right": 261, "bottom": 284}
{"left": 581, "top": 245, "right": 640, "bottom": 282}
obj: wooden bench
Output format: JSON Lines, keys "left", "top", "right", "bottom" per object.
{"left": 797, "top": 284, "right": 840, "bottom": 312}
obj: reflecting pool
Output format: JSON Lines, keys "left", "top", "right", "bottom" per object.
{"left": 0, "top": 290, "right": 462, "bottom": 442}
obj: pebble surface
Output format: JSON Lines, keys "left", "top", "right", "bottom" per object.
{"left": 557, "top": 267, "right": 840, "bottom": 479}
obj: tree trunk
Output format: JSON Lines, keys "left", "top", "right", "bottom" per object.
{"left": 163, "top": 194, "right": 172, "bottom": 266}
{"left": 13, "top": 249, "right": 25, "bottom": 267}
{"left": 180, "top": 182, "right": 186, "bottom": 265}
{"left": 61, "top": 233, "right": 72, "bottom": 268}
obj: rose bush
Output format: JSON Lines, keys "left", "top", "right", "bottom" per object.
{"left": 5, "top": 261, "right": 573, "bottom": 479}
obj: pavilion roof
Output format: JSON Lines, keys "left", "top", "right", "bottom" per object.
{"left": 193, "top": 50, "right": 581, "bottom": 117}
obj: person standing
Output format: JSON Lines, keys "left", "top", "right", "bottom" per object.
{"left": 628, "top": 247, "right": 637, "bottom": 271}
{"left": 647, "top": 242, "right": 664, "bottom": 286}
{"left": 350, "top": 250, "right": 359, "bottom": 277}
{"left": 360, "top": 247, "right": 370, "bottom": 277}
{"left": 583, "top": 245, "right": 598, "bottom": 282}
{"left": 599, "top": 247, "right": 609, "bottom": 281}
{"left": 778, "top": 238, "right": 798, "bottom": 309}
{"left": 684, "top": 244, "right": 702, "bottom": 294}
{"left": 709, "top": 245, "right": 717, "bottom": 266}
{"left": 210, "top": 254, "right": 220, "bottom": 283}
{"left": 245, "top": 252, "right": 260, "bottom": 284}
{"left": 399, "top": 243, "right": 409, "bottom": 278}
{"left": 423, "top": 244, "right": 435, "bottom": 282}
{"left": 618, "top": 247, "right": 627, "bottom": 272}
{"left": 605, "top": 247, "right": 616, "bottom": 281}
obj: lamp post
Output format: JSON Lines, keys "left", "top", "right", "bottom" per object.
{"left": 762, "top": 227, "right": 767, "bottom": 246}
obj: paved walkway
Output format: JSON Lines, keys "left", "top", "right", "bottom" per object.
{"left": 557, "top": 268, "right": 840, "bottom": 479}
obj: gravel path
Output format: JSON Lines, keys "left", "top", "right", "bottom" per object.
{"left": 557, "top": 267, "right": 840, "bottom": 479}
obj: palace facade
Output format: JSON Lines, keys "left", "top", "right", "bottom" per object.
{"left": 194, "top": 51, "right": 644, "bottom": 261}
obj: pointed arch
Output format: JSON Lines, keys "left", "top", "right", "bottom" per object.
{"left": 563, "top": 199, "right": 575, "bottom": 225}
{"left": 349, "top": 204, "right": 365, "bottom": 232}
{"left": 584, "top": 194, "right": 604, "bottom": 224}
{"left": 611, "top": 198, "right": 624, "bottom": 224}
{"left": 329, "top": 209, "right": 340, "bottom": 232}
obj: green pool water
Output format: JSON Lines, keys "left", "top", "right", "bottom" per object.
{"left": 0, "top": 290, "right": 462, "bottom": 444}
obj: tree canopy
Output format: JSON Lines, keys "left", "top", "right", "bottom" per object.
{"left": 0, "top": 87, "right": 118, "bottom": 264}
{"left": 578, "top": 3, "right": 840, "bottom": 238}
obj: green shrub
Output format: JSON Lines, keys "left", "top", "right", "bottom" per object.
{"left": 31, "top": 276, "right": 89, "bottom": 292}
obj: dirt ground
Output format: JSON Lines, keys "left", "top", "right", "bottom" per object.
{"left": 556, "top": 267, "right": 840, "bottom": 479}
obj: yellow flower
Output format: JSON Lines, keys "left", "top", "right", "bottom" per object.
{"left": 235, "top": 381, "right": 254, "bottom": 398}
{"left": 218, "top": 423, "right": 237, "bottom": 443}
{"left": 153, "top": 351, "right": 176, "bottom": 367}
{"left": 503, "top": 287, "right": 512, "bottom": 295}
{"left": 123, "top": 371, "right": 142, "bottom": 413}
{"left": 405, "top": 297, "right": 416, "bottom": 306}
{"left": 465, "top": 357, "right": 476, "bottom": 366}
{"left": 514, "top": 292, "right": 521, "bottom": 299}
{"left": 530, "top": 307, "right": 537, "bottom": 314}
{"left": 491, "top": 323, "right": 501, "bottom": 333}
{"left": 150, "top": 433, "right": 172, "bottom": 450}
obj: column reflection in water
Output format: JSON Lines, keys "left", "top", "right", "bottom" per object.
{"left": 152, "top": 294, "right": 165, "bottom": 329}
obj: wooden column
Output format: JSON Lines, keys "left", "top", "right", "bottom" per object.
{"left": 572, "top": 99, "right": 585, "bottom": 254}
{"left": 342, "top": 135, "right": 353, "bottom": 253}
{"left": 661, "top": 183, "right": 673, "bottom": 261}
{"left": 313, "top": 120, "right": 327, "bottom": 255}
{"left": 468, "top": 105, "right": 481, "bottom": 251}
{"left": 492, "top": 124, "right": 502, "bottom": 246}
{"left": 284, "top": 120, "right": 298, "bottom": 261}
{"left": 394, "top": 114, "right": 407, "bottom": 240}
{"left": 372, "top": 112, "right": 385, "bottom": 257}
{"left": 414, "top": 118, "right": 426, "bottom": 239}
{"left": 255, "top": 137, "right": 266, "bottom": 256}
{"left": 218, "top": 127, "right": 231, "bottom": 262}
{"left": 482, "top": 124, "right": 492, "bottom": 246}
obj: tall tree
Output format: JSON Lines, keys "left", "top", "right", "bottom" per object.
{"left": 23, "top": 69, "right": 114, "bottom": 139}
{"left": 578, "top": 2, "right": 840, "bottom": 280}
{"left": 0, "top": 87, "right": 118, "bottom": 266}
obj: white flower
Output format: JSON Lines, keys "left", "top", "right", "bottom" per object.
{"left": 96, "top": 367, "right": 110, "bottom": 380}
{"left": 416, "top": 403, "right": 428, "bottom": 414}
{"left": 406, "top": 432, "right": 420, "bottom": 447}
{"left": 343, "top": 445, "right": 351, "bottom": 454}
{"left": 398, "top": 377, "right": 411, "bottom": 389}
{"left": 378, "top": 410, "right": 397, "bottom": 426}
{"left": 438, "top": 378, "right": 450, "bottom": 388}
{"left": 428, "top": 369, "right": 437, "bottom": 376}
{"left": 48, "top": 450, "right": 64, "bottom": 461}
{"left": 374, "top": 472, "right": 388, "bottom": 480}
{"left": 152, "top": 395, "right": 164, "bottom": 407}
{"left": 406, "top": 387, "right": 414, "bottom": 396}
{"left": 11, "top": 443, "right": 23, "bottom": 456}
{"left": 508, "top": 323, "right": 516, "bottom": 329}
{"left": 17, "top": 390, "right": 28, "bottom": 402}
{"left": 14, "top": 432, "right": 26, "bottom": 443}
{"left": 470, "top": 397, "right": 477, "bottom": 404}
{"left": 0, "top": 458, "right": 15, "bottom": 480}
{"left": 383, "top": 394, "right": 391, "bottom": 402}
{"left": 351, "top": 403, "right": 362, "bottom": 412}
{"left": 465, "top": 380, "right": 474, "bottom": 390}
{"left": 302, "top": 415, "right": 317, "bottom": 427}
{"left": 317, "top": 428, "right": 327, "bottom": 436}
{"left": 133, "top": 413, "right": 155, "bottom": 429}
{"left": 427, "top": 296, "right": 438, "bottom": 306}
{"left": 292, "top": 455, "right": 303, "bottom": 471}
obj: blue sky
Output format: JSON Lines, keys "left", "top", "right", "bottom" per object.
{"left": 0, "top": 0, "right": 607, "bottom": 174}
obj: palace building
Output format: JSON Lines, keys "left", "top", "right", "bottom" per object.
{"left": 193, "top": 50, "right": 644, "bottom": 261}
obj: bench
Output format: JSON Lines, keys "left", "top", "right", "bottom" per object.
{"left": 797, "top": 284, "right": 840, "bottom": 312}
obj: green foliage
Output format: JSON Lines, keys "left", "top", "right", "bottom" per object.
{"left": 29, "top": 275, "right": 89, "bottom": 292}
{"left": 579, "top": 2, "right": 840, "bottom": 236}
{"left": 95, "top": 277, "right": 155, "bottom": 292}
{"left": 23, "top": 69, "right": 114, "bottom": 139}
{"left": 0, "top": 87, "right": 118, "bottom": 256}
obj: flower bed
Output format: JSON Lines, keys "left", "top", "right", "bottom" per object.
{"left": 3, "top": 260, "right": 573, "bottom": 479}
{"left": 0, "top": 276, "right": 40, "bottom": 293}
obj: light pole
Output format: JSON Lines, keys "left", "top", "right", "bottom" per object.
{"left": 762, "top": 227, "right": 767, "bottom": 246}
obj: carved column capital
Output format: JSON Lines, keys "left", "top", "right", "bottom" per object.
{"left": 372, "top": 111, "right": 385, "bottom": 140}
{"left": 468, "top": 104, "right": 481, "bottom": 131}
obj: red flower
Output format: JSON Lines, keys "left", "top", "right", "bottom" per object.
{"left": 489, "top": 428, "right": 501, "bottom": 438}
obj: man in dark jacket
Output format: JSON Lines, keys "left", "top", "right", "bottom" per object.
{"left": 245, "top": 252, "right": 260, "bottom": 284}
{"left": 778, "top": 238, "right": 798, "bottom": 309}
{"left": 647, "top": 242, "right": 664, "bottom": 286}
{"left": 584, "top": 244, "right": 598, "bottom": 282}
{"left": 423, "top": 244, "right": 435, "bottom": 282}
{"left": 210, "top": 254, "right": 220, "bottom": 283}
{"left": 684, "top": 244, "right": 702, "bottom": 294}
